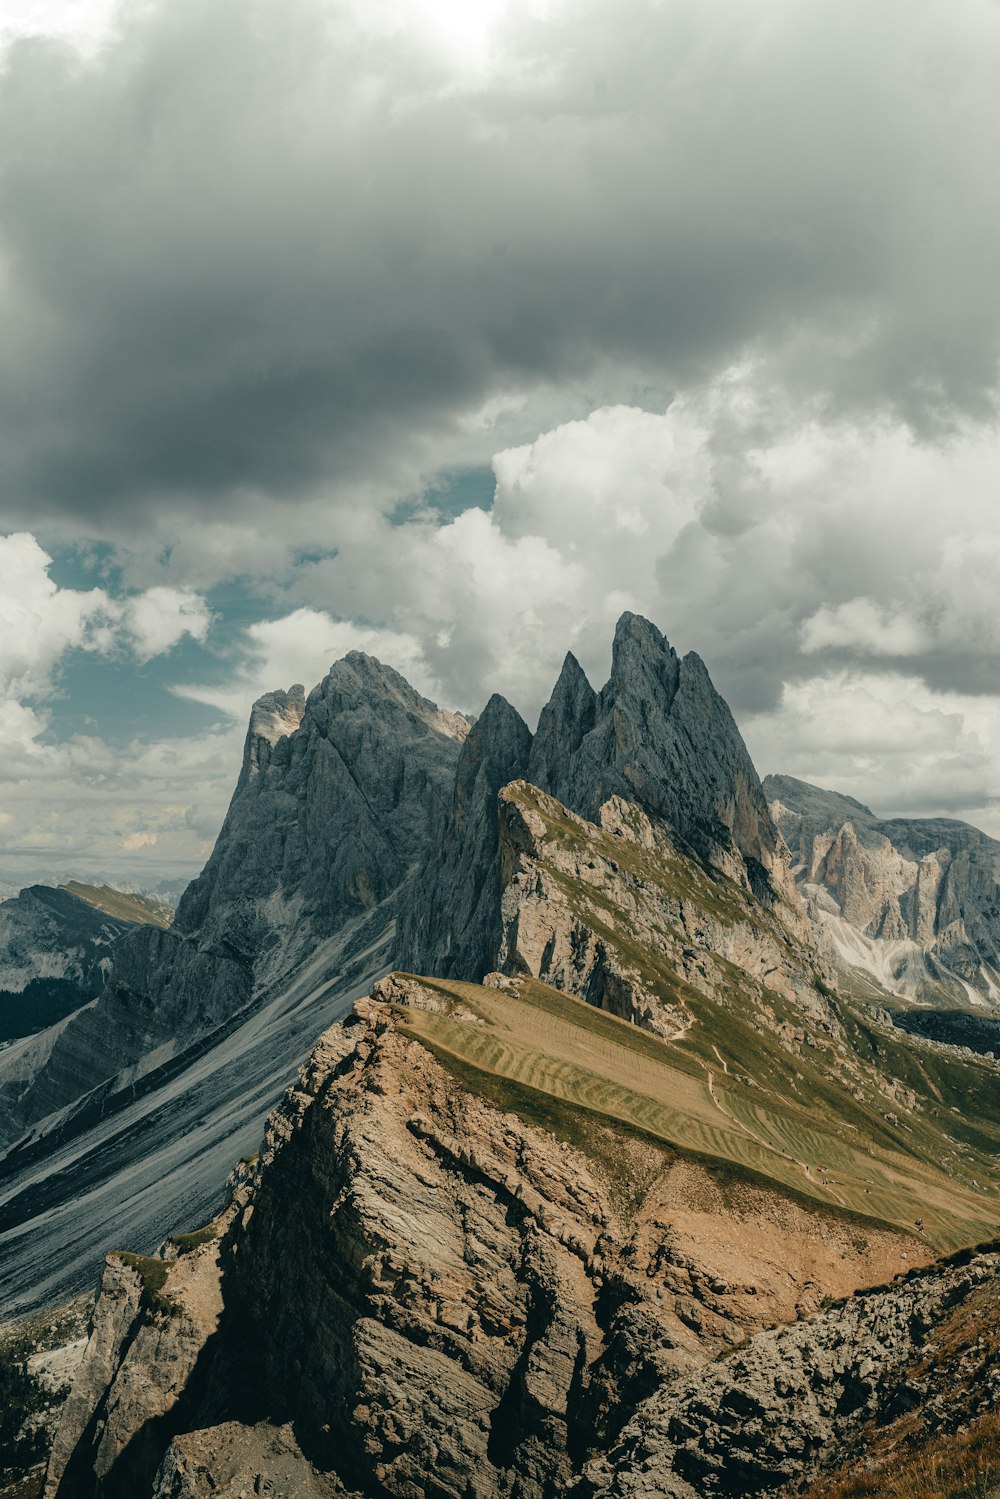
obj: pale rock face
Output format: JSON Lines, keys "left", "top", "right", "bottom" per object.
{"left": 494, "top": 781, "right": 832, "bottom": 1038}
{"left": 767, "top": 773, "right": 1000, "bottom": 1007}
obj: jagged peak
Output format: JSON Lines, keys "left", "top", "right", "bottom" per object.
{"left": 476, "top": 691, "right": 530, "bottom": 730}
{"left": 604, "top": 610, "right": 680, "bottom": 705}
{"left": 553, "top": 649, "right": 594, "bottom": 695}
{"left": 241, "top": 684, "right": 306, "bottom": 783}
{"left": 306, "top": 651, "right": 470, "bottom": 743}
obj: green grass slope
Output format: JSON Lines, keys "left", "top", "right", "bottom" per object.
{"left": 60, "top": 882, "right": 173, "bottom": 929}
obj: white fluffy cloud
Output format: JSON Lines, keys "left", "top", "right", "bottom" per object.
{"left": 174, "top": 609, "right": 438, "bottom": 719}
{"left": 123, "top": 586, "right": 212, "bottom": 662}
{"left": 0, "top": 532, "right": 114, "bottom": 698}
{"left": 0, "top": 533, "right": 226, "bottom": 880}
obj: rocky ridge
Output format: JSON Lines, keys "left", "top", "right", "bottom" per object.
{"left": 402, "top": 614, "right": 789, "bottom": 985}
{"left": 43, "top": 980, "right": 931, "bottom": 1499}
{"left": 767, "top": 773, "right": 1000, "bottom": 1010}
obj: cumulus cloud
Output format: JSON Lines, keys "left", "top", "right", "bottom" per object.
{"left": 0, "top": 532, "right": 114, "bottom": 697}
{"left": 741, "top": 672, "right": 1000, "bottom": 834}
{"left": 122, "top": 586, "right": 212, "bottom": 661}
{"left": 0, "top": 532, "right": 227, "bottom": 880}
{"left": 5, "top": 0, "right": 1000, "bottom": 873}
{"left": 173, "top": 608, "right": 438, "bottom": 720}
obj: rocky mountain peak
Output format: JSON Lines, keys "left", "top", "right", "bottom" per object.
{"left": 239, "top": 684, "right": 306, "bottom": 786}
{"left": 525, "top": 651, "right": 597, "bottom": 793}
{"left": 764, "top": 773, "right": 876, "bottom": 829}
{"left": 529, "top": 612, "right": 779, "bottom": 884}
{"left": 604, "top": 608, "right": 682, "bottom": 711}
{"left": 305, "top": 650, "right": 469, "bottom": 746}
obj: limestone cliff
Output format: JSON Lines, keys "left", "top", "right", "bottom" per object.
{"left": 767, "top": 773, "right": 1000, "bottom": 1008}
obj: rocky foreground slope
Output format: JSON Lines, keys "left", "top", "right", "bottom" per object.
{"left": 40, "top": 976, "right": 1000, "bottom": 1498}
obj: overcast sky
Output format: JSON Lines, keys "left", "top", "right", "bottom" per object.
{"left": 3, "top": 0, "right": 1000, "bottom": 884}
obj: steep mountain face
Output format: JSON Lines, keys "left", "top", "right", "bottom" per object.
{"left": 398, "top": 693, "right": 533, "bottom": 980}
{"left": 0, "top": 885, "right": 140, "bottom": 1045}
{"left": 402, "top": 613, "right": 786, "bottom": 984}
{"left": 529, "top": 616, "right": 781, "bottom": 890}
{"left": 766, "top": 773, "right": 1000, "bottom": 1008}
{"left": 42, "top": 968, "right": 1000, "bottom": 1499}
{"left": 0, "top": 657, "right": 467, "bottom": 1313}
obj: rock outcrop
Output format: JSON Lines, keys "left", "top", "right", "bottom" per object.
{"left": 45, "top": 986, "right": 929, "bottom": 1499}
{"left": 767, "top": 773, "right": 1000, "bottom": 1007}
{"left": 494, "top": 780, "right": 824, "bottom": 1037}
{"left": 529, "top": 617, "right": 781, "bottom": 895}
{"left": 398, "top": 693, "right": 532, "bottom": 980}
{"left": 581, "top": 1244, "right": 1000, "bottom": 1497}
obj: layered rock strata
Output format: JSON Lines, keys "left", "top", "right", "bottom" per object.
{"left": 46, "top": 986, "right": 926, "bottom": 1499}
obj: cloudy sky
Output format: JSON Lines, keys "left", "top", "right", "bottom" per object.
{"left": 3, "top": 0, "right": 1000, "bottom": 884}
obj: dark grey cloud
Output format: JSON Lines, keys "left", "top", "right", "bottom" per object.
{"left": 2, "top": 0, "right": 1000, "bottom": 533}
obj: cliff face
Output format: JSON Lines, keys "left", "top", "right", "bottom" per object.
{"left": 766, "top": 773, "right": 1000, "bottom": 1008}
{"left": 0, "top": 656, "right": 467, "bottom": 1313}
{"left": 45, "top": 982, "right": 931, "bottom": 1499}
{"left": 401, "top": 614, "right": 787, "bottom": 985}
{"left": 397, "top": 693, "right": 533, "bottom": 981}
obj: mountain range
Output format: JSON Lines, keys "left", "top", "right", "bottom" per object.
{"left": 5, "top": 613, "right": 1000, "bottom": 1498}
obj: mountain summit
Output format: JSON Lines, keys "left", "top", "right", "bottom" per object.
{"left": 402, "top": 613, "right": 782, "bottom": 980}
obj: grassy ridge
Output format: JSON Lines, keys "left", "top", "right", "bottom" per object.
{"left": 396, "top": 975, "right": 999, "bottom": 1249}
{"left": 61, "top": 883, "right": 173, "bottom": 929}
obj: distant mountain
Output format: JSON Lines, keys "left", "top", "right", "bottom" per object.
{"left": 766, "top": 773, "right": 1000, "bottom": 1009}
{"left": 61, "top": 882, "right": 174, "bottom": 930}
{"left": 0, "top": 885, "right": 146, "bottom": 1046}
{"left": 0, "top": 657, "right": 468, "bottom": 1310}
